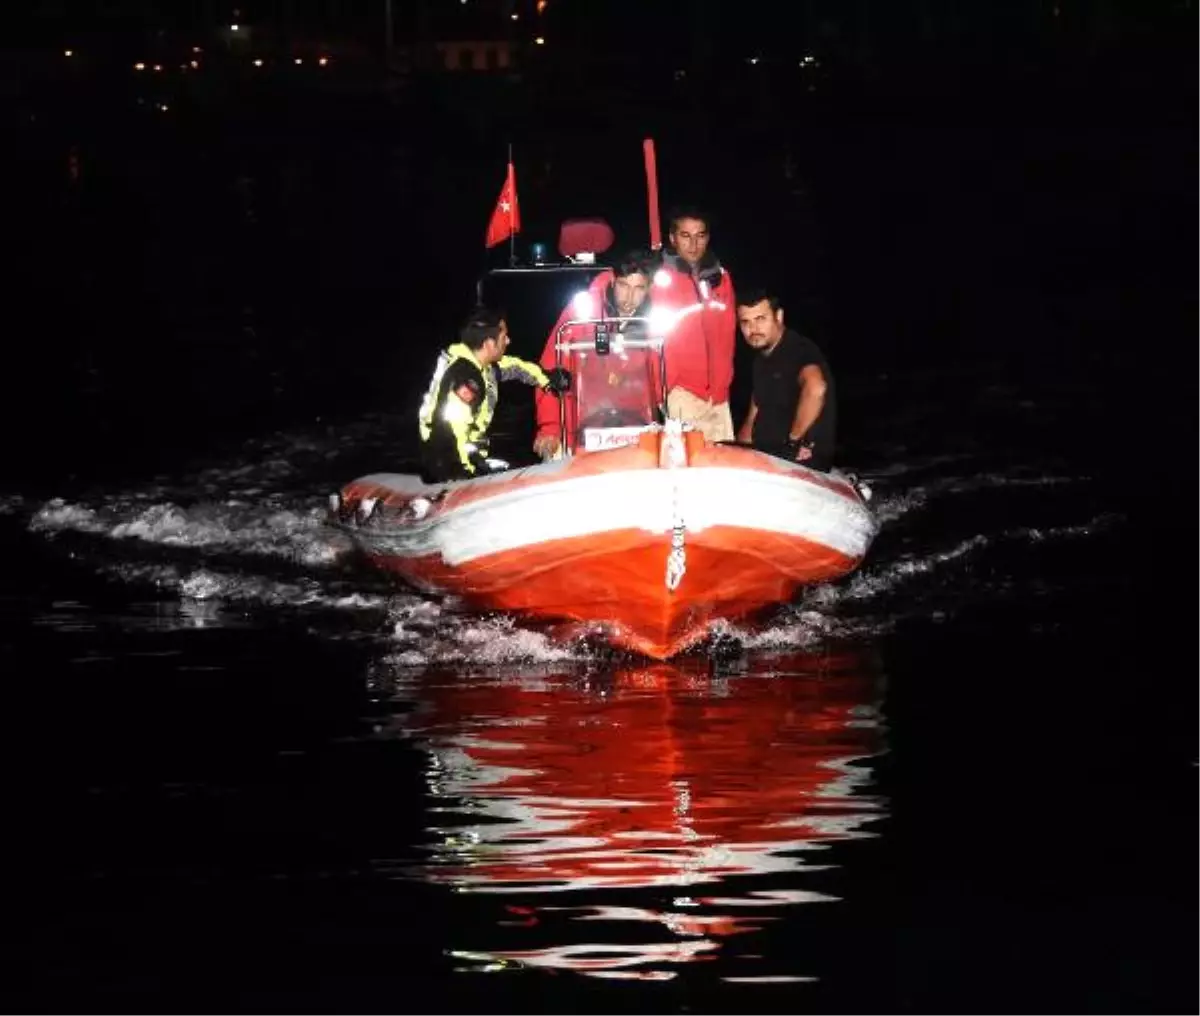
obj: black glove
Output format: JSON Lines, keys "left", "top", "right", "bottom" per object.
{"left": 543, "top": 367, "right": 572, "bottom": 395}
{"left": 467, "top": 450, "right": 491, "bottom": 475}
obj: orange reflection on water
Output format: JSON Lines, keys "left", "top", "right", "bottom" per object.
{"left": 397, "top": 649, "right": 887, "bottom": 979}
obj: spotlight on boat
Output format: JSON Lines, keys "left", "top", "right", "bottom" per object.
{"left": 648, "top": 305, "right": 674, "bottom": 336}
{"left": 571, "top": 291, "right": 594, "bottom": 318}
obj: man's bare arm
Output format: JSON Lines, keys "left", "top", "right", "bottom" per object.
{"left": 736, "top": 398, "right": 758, "bottom": 444}
{"left": 788, "top": 364, "right": 827, "bottom": 442}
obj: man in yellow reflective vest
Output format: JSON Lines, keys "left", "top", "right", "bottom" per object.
{"left": 418, "top": 307, "right": 572, "bottom": 483}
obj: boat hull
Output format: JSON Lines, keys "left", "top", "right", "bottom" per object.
{"left": 330, "top": 430, "right": 876, "bottom": 659}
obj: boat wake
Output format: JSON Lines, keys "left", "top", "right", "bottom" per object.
{"left": 5, "top": 407, "right": 1122, "bottom": 662}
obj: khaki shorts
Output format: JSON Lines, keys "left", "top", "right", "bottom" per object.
{"left": 666, "top": 387, "right": 735, "bottom": 443}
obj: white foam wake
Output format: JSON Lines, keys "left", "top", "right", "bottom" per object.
{"left": 9, "top": 408, "right": 1120, "bottom": 663}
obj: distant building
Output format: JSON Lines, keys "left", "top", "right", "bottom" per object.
{"left": 384, "top": 0, "right": 522, "bottom": 75}
{"left": 433, "top": 39, "right": 513, "bottom": 72}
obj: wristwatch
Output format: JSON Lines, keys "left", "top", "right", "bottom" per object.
{"left": 784, "top": 435, "right": 814, "bottom": 456}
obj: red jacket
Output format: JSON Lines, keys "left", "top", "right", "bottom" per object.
{"left": 535, "top": 271, "right": 661, "bottom": 447}
{"left": 651, "top": 252, "right": 736, "bottom": 404}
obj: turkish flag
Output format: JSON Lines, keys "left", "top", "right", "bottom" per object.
{"left": 485, "top": 161, "right": 521, "bottom": 248}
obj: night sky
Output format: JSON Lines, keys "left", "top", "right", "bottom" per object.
{"left": 12, "top": 0, "right": 1194, "bottom": 73}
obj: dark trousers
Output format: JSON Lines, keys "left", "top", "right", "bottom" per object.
{"left": 420, "top": 446, "right": 474, "bottom": 485}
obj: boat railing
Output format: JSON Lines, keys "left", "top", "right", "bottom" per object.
{"left": 474, "top": 264, "right": 603, "bottom": 306}
{"left": 552, "top": 314, "right": 670, "bottom": 457}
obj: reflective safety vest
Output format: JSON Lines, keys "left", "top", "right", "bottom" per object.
{"left": 419, "top": 343, "right": 488, "bottom": 445}
{"left": 418, "top": 342, "right": 549, "bottom": 472}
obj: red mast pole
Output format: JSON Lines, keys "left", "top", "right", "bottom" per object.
{"left": 643, "top": 138, "right": 662, "bottom": 251}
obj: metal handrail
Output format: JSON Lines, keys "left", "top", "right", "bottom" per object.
{"left": 474, "top": 265, "right": 605, "bottom": 305}
{"left": 553, "top": 314, "right": 669, "bottom": 457}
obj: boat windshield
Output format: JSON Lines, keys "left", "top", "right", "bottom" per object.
{"left": 556, "top": 320, "right": 664, "bottom": 453}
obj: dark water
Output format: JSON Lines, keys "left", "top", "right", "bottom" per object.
{"left": 1, "top": 77, "right": 1195, "bottom": 1012}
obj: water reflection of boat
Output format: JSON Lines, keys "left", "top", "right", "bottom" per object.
{"left": 389, "top": 648, "right": 887, "bottom": 981}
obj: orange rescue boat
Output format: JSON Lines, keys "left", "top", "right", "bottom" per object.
{"left": 329, "top": 305, "right": 877, "bottom": 659}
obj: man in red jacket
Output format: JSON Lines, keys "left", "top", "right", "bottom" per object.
{"left": 651, "top": 206, "right": 737, "bottom": 442}
{"left": 533, "top": 249, "right": 658, "bottom": 460}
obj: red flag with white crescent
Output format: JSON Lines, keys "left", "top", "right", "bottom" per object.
{"left": 485, "top": 161, "right": 521, "bottom": 248}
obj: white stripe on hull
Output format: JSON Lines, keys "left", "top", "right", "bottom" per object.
{"left": 348, "top": 467, "right": 876, "bottom": 567}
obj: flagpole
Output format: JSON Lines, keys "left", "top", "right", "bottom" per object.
{"left": 507, "top": 141, "right": 516, "bottom": 267}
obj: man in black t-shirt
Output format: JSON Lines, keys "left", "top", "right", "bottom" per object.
{"left": 734, "top": 288, "right": 837, "bottom": 472}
